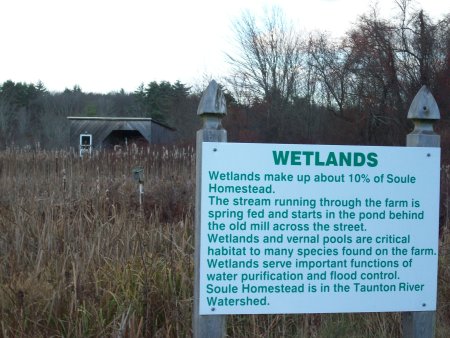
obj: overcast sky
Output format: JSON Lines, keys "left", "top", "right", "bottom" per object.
{"left": 0, "top": 0, "right": 447, "bottom": 93}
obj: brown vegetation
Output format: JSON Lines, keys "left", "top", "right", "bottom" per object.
{"left": 0, "top": 147, "right": 449, "bottom": 337}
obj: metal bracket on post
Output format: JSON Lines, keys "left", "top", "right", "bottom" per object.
{"left": 402, "top": 85, "right": 440, "bottom": 338}
{"left": 193, "top": 80, "right": 227, "bottom": 338}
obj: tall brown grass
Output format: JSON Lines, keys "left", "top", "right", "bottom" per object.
{"left": 0, "top": 147, "right": 449, "bottom": 337}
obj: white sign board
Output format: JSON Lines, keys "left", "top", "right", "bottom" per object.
{"left": 199, "top": 142, "right": 440, "bottom": 315}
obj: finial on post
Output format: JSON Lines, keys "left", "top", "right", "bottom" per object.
{"left": 197, "top": 80, "right": 227, "bottom": 116}
{"left": 407, "top": 85, "right": 440, "bottom": 120}
{"left": 406, "top": 86, "right": 440, "bottom": 147}
{"left": 196, "top": 80, "right": 227, "bottom": 134}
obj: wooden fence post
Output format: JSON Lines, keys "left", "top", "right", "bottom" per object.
{"left": 193, "top": 80, "right": 227, "bottom": 338}
{"left": 402, "top": 85, "right": 440, "bottom": 338}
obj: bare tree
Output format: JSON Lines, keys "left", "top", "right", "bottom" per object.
{"left": 394, "top": 0, "right": 449, "bottom": 93}
{"left": 226, "top": 7, "right": 304, "bottom": 140}
{"left": 306, "top": 2, "right": 449, "bottom": 145}
{"left": 345, "top": 10, "right": 407, "bottom": 144}
{"left": 306, "top": 33, "right": 352, "bottom": 118}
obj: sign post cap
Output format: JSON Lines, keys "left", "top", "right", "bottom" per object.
{"left": 197, "top": 80, "right": 227, "bottom": 116}
{"left": 407, "top": 85, "right": 440, "bottom": 120}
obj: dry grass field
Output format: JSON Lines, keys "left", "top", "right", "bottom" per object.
{"left": 0, "top": 146, "right": 449, "bottom": 337}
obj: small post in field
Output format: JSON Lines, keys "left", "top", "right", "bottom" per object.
{"left": 132, "top": 167, "right": 144, "bottom": 206}
{"left": 402, "top": 85, "right": 440, "bottom": 338}
{"left": 62, "top": 168, "right": 67, "bottom": 192}
{"left": 193, "top": 80, "right": 227, "bottom": 338}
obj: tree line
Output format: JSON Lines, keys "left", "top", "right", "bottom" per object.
{"left": 225, "top": 2, "right": 449, "bottom": 150}
{"left": 0, "top": 80, "right": 200, "bottom": 148}
{"left": 0, "top": 1, "right": 448, "bottom": 160}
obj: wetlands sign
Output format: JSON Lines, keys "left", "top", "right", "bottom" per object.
{"left": 199, "top": 142, "right": 440, "bottom": 315}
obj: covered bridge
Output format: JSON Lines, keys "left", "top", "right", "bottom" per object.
{"left": 67, "top": 117, "right": 176, "bottom": 155}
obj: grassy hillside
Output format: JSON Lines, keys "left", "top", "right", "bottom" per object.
{"left": 0, "top": 147, "right": 449, "bottom": 337}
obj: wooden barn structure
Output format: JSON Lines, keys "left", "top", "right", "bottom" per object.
{"left": 67, "top": 116, "right": 176, "bottom": 155}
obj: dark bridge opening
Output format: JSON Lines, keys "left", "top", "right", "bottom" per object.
{"left": 103, "top": 130, "right": 148, "bottom": 148}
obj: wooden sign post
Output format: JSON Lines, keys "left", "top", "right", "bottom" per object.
{"left": 402, "top": 85, "right": 440, "bottom": 338}
{"left": 193, "top": 80, "right": 227, "bottom": 338}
